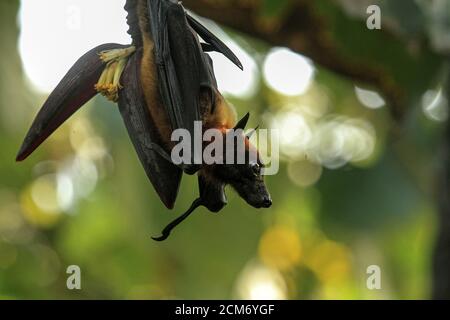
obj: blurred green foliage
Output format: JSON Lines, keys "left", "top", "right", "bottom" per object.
{"left": 0, "top": 0, "right": 448, "bottom": 299}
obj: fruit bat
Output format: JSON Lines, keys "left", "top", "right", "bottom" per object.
{"left": 16, "top": 0, "right": 272, "bottom": 241}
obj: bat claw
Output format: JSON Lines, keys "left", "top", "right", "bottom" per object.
{"left": 151, "top": 234, "right": 170, "bottom": 242}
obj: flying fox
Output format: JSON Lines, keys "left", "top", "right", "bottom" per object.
{"left": 16, "top": 0, "right": 272, "bottom": 241}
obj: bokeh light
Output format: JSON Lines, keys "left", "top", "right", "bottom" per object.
{"left": 304, "top": 238, "right": 353, "bottom": 286}
{"left": 19, "top": 0, "right": 257, "bottom": 99}
{"left": 287, "top": 160, "right": 323, "bottom": 187}
{"left": 196, "top": 18, "right": 259, "bottom": 98}
{"left": 211, "top": 41, "right": 259, "bottom": 98}
{"left": 235, "top": 262, "right": 288, "bottom": 300}
{"left": 354, "top": 86, "right": 386, "bottom": 109}
{"left": 312, "top": 117, "right": 376, "bottom": 169}
{"left": 263, "top": 48, "right": 315, "bottom": 96}
{"left": 272, "top": 110, "right": 313, "bottom": 159}
{"left": 422, "top": 88, "right": 449, "bottom": 122}
{"left": 258, "top": 225, "right": 302, "bottom": 272}
{"left": 21, "top": 175, "right": 63, "bottom": 228}
{"left": 19, "top": 0, "right": 130, "bottom": 93}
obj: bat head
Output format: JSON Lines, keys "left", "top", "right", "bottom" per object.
{"left": 219, "top": 160, "right": 272, "bottom": 209}
{"left": 212, "top": 114, "right": 272, "bottom": 209}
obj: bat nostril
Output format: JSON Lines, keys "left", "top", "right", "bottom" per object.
{"left": 262, "top": 197, "right": 272, "bottom": 208}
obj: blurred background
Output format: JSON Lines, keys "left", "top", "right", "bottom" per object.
{"left": 0, "top": 0, "right": 449, "bottom": 299}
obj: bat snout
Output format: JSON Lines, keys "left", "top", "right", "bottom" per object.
{"left": 237, "top": 184, "right": 272, "bottom": 209}
{"left": 252, "top": 194, "right": 272, "bottom": 209}
{"left": 262, "top": 196, "right": 272, "bottom": 208}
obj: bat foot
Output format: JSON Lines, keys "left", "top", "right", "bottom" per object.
{"left": 151, "top": 234, "right": 170, "bottom": 242}
{"left": 95, "top": 46, "right": 136, "bottom": 102}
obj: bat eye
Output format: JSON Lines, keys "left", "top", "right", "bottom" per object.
{"left": 251, "top": 163, "right": 261, "bottom": 176}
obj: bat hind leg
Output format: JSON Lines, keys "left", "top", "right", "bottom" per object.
{"left": 95, "top": 46, "right": 136, "bottom": 102}
{"left": 152, "top": 198, "right": 203, "bottom": 242}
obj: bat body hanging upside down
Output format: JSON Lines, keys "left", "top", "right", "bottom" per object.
{"left": 16, "top": 0, "right": 272, "bottom": 241}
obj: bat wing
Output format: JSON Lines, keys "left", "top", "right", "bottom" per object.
{"left": 119, "top": 50, "right": 182, "bottom": 209}
{"left": 147, "top": 0, "right": 240, "bottom": 141}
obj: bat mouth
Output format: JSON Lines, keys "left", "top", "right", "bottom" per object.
{"left": 237, "top": 188, "right": 272, "bottom": 209}
{"left": 249, "top": 197, "right": 272, "bottom": 209}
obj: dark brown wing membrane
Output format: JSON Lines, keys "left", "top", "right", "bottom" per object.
{"left": 146, "top": 0, "right": 224, "bottom": 167}
{"left": 125, "top": 0, "right": 142, "bottom": 47}
{"left": 118, "top": 50, "right": 182, "bottom": 209}
{"left": 16, "top": 43, "right": 127, "bottom": 161}
{"left": 148, "top": 0, "right": 202, "bottom": 134}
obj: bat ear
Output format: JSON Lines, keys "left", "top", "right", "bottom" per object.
{"left": 234, "top": 112, "right": 250, "bottom": 131}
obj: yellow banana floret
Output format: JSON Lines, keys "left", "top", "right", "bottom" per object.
{"left": 95, "top": 46, "right": 136, "bottom": 102}
{"left": 99, "top": 46, "right": 136, "bottom": 63}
